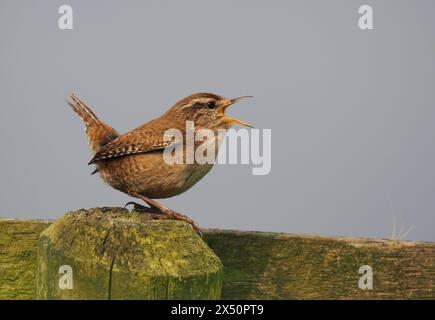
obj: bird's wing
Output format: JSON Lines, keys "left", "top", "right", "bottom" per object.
{"left": 88, "top": 118, "right": 179, "bottom": 164}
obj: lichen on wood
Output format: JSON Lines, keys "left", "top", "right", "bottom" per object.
{"left": 1, "top": 214, "right": 434, "bottom": 300}
{"left": 36, "top": 208, "right": 223, "bottom": 300}
{"left": 0, "top": 219, "right": 51, "bottom": 299}
{"left": 204, "top": 230, "right": 435, "bottom": 299}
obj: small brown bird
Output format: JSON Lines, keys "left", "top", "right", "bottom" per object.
{"left": 66, "top": 93, "right": 252, "bottom": 235}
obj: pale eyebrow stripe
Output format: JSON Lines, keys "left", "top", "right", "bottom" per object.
{"left": 177, "top": 98, "right": 209, "bottom": 111}
{"left": 177, "top": 103, "right": 193, "bottom": 111}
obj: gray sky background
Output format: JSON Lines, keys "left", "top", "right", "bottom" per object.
{"left": 1, "top": 0, "right": 434, "bottom": 241}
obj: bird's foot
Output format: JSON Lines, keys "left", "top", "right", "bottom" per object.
{"left": 127, "top": 194, "right": 202, "bottom": 237}
{"left": 156, "top": 208, "right": 202, "bottom": 237}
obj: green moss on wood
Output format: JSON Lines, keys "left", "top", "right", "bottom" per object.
{"left": 203, "top": 230, "right": 435, "bottom": 299}
{"left": 1, "top": 213, "right": 434, "bottom": 300}
{"left": 36, "top": 208, "right": 222, "bottom": 300}
{"left": 0, "top": 219, "right": 51, "bottom": 299}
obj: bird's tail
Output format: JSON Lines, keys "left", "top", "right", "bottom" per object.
{"left": 66, "top": 94, "right": 119, "bottom": 155}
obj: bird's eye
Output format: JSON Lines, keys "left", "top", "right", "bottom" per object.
{"left": 206, "top": 101, "right": 216, "bottom": 109}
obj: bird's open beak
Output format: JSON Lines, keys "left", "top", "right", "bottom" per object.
{"left": 221, "top": 96, "right": 253, "bottom": 128}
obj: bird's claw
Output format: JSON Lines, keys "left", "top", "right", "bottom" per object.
{"left": 125, "top": 199, "right": 202, "bottom": 236}
{"left": 161, "top": 209, "right": 203, "bottom": 237}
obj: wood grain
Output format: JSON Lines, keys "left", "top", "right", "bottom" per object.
{"left": 204, "top": 230, "right": 435, "bottom": 299}
{"left": 1, "top": 212, "right": 434, "bottom": 299}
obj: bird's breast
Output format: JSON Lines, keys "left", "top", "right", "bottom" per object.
{"left": 97, "top": 151, "right": 214, "bottom": 199}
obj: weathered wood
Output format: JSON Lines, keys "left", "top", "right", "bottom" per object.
{"left": 203, "top": 230, "right": 435, "bottom": 299}
{"left": 0, "top": 219, "right": 51, "bottom": 299}
{"left": 36, "top": 208, "right": 222, "bottom": 300}
{"left": 0, "top": 211, "right": 434, "bottom": 299}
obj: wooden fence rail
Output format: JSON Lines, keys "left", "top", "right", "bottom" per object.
{"left": 0, "top": 208, "right": 434, "bottom": 299}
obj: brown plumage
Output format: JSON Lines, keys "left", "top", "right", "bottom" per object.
{"left": 66, "top": 93, "right": 252, "bottom": 235}
{"left": 67, "top": 95, "right": 119, "bottom": 154}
